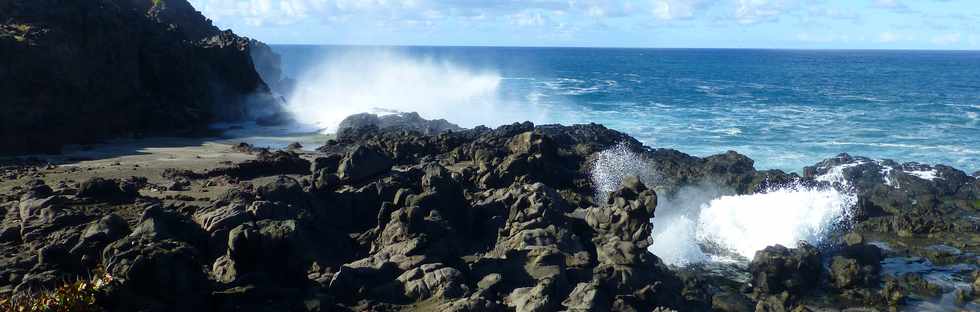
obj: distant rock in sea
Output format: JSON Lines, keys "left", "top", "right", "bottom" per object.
{"left": 336, "top": 112, "right": 464, "bottom": 139}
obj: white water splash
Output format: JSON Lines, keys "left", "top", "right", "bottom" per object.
{"left": 695, "top": 185, "right": 856, "bottom": 259}
{"left": 285, "top": 49, "right": 546, "bottom": 133}
{"left": 908, "top": 169, "right": 942, "bottom": 181}
{"left": 589, "top": 143, "right": 659, "bottom": 202}
{"left": 590, "top": 146, "right": 858, "bottom": 266}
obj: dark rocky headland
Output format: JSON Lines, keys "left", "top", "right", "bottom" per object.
{"left": 0, "top": 0, "right": 286, "bottom": 155}
{"left": 2, "top": 1, "right": 980, "bottom": 311}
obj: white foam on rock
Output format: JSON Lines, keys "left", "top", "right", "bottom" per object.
{"left": 590, "top": 146, "right": 859, "bottom": 266}
{"left": 695, "top": 185, "right": 856, "bottom": 259}
{"left": 907, "top": 169, "right": 942, "bottom": 181}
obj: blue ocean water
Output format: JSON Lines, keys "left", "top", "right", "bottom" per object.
{"left": 272, "top": 45, "right": 980, "bottom": 173}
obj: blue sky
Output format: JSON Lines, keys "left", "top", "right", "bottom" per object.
{"left": 189, "top": 0, "right": 980, "bottom": 49}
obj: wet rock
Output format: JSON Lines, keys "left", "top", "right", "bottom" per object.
{"left": 829, "top": 240, "right": 883, "bottom": 290}
{"left": 749, "top": 244, "right": 821, "bottom": 298}
{"left": 843, "top": 232, "right": 864, "bottom": 246}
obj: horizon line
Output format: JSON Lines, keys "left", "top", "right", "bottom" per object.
{"left": 261, "top": 43, "right": 980, "bottom": 52}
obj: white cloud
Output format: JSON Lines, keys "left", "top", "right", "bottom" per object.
{"left": 931, "top": 33, "right": 961, "bottom": 45}
{"left": 876, "top": 31, "right": 899, "bottom": 43}
{"left": 510, "top": 10, "right": 547, "bottom": 27}
{"left": 735, "top": 0, "right": 788, "bottom": 25}
{"left": 871, "top": 0, "right": 905, "bottom": 9}
{"left": 652, "top": 0, "right": 706, "bottom": 20}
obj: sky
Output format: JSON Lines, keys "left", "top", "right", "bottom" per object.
{"left": 188, "top": 0, "right": 980, "bottom": 49}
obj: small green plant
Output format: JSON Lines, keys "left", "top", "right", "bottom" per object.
{"left": 13, "top": 24, "right": 31, "bottom": 33}
{"left": 0, "top": 272, "right": 113, "bottom": 312}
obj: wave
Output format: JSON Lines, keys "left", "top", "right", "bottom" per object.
{"left": 590, "top": 145, "right": 857, "bottom": 266}
{"left": 284, "top": 48, "right": 547, "bottom": 132}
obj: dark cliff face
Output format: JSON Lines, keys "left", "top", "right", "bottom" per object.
{"left": 0, "top": 0, "right": 280, "bottom": 155}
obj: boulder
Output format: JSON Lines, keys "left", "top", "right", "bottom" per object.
{"left": 337, "top": 145, "right": 393, "bottom": 183}
{"left": 213, "top": 220, "right": 352, "bottom": 286}
{"left": 69, "top": 214, "right": 130, "bottom": 267}
{"left": 749, "top": 244, "right": 821, "bottom": 298}
{"left": 220, "top": 151, "right": 310, "bottom": 179}
{"left": 102, "top": 239, "right": 210, "bottom": 311}
{"left": 337, "top": 112, "right": 463, "bottom": 137}
{"left": 76, "top": 177, "right": 142, "bottom": 201}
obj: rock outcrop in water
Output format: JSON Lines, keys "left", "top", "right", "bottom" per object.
{"left": 0, "top": 117, "right": 978, "bottom": 311}
{"left": 0, "top": 0, "right": 280, "bottom": 155}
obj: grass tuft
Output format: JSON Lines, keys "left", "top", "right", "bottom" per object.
{"left": 0, "top": 272, "right": 112, "bottom": 312}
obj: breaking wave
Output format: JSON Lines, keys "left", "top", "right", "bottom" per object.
{"left": 285, "top": 49, "right": 547, "bottom": 133}
{"left": 590, "top": 144, "right": 857, "bottom": 266}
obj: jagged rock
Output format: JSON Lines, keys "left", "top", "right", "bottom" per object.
{"left": 76, "top": 177, "right": 142, "bottom": 200}
{"left": 256, "top": 175, "right": 310, "bottom": 210}
{"left": 213, "top": 219, "right": 351, "bottom": 286}
{"left": 337, "top": 112, "right": 463, "bottom": 137}
{"left": 562, "top": 281, "right": 609, "bottom": 312}
{"left": 194, "top": 203, "right": 249, "bottom": 233}
{"left": 395, "top": 263, "right": 467, "bottom": 300}
{"left": 749, "top": 244, "right": 821, "bottom": 298}
{"left": 107, "top": 205, "right": 208, "bottom": 252}
{"left": 505, "top": 278, "right": 558, "bottom": 312}
{"left": 711, "top": 292, "right": 753, "bottom": 312}
{"left": 220, "top": 151, "right": 310, "bottom": 179}
{"left": 312, "top": 155, "right": 342, "bottom": 172}
{"left": 337, "top": 145, "right": 393, "bottom": 183}
{"left": 69, "top": 214, "right": 130, "bottom": 267}
{"left": 165, "top": 177, "right": 191, "bottom": 191}
{"left": 102, "top": 239, "right": 210, "bottom": 311}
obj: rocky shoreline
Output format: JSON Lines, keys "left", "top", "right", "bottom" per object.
{"left": 1, "top": 120, "right": 977, "bottom": 311}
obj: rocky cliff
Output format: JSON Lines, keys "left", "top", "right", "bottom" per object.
{"left": 0, "top": 0, "right": 280, "bottom": 155}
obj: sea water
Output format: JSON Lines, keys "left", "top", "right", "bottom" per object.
{"left": 273, "top": 45, "right": 980, "bottom": 174}
{"left": 270, "top": 46, "right": 979, "bottom": 266}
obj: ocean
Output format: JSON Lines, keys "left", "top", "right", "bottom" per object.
{"left": 271, "top": 45, "right": 980, "bottom": 174}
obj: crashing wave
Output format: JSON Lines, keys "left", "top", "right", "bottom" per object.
{"left": 590, "top": 145, "right": 858, "bottom": 266}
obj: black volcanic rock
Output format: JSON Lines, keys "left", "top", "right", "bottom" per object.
{"left": 0, "top": 0, "right": 280, "bottom": 154}
{"left": 1, "top": 120, "right": 978, "bottom": 311}
{"left": 337, "top": 112, "right": 464, "bottom": 139}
